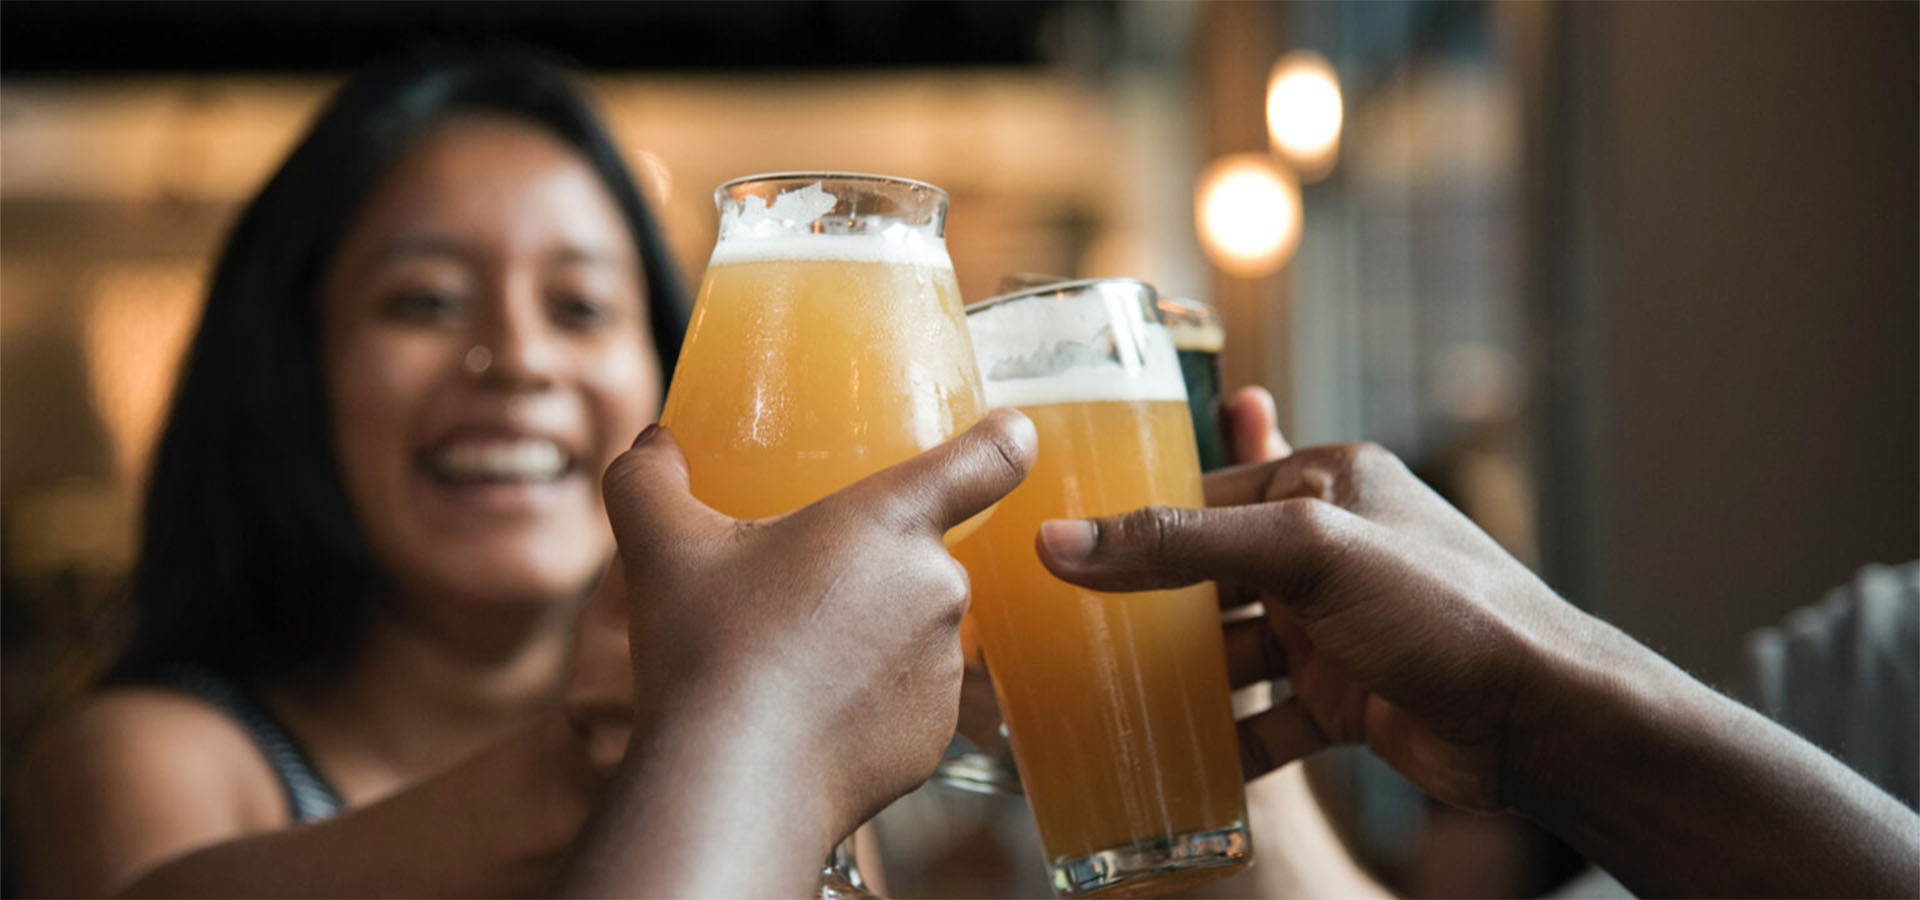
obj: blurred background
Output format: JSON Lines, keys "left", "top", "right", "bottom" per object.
{"left": 3, "top": 2, "right": 1914, "bottom": 897}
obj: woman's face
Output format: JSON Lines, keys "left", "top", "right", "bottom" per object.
{"left": 322, "top": 114, "right": 660, "bottom": 611}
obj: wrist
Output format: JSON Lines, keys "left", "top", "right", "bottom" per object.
{"left": 1499, "top": 609, "right": 1746, "bottom": 884}
{"left": 1500, "top": 613, "right": 1690, "bottom": 818}
{"left": 639, "top": 668, "right": 850, "bottom": 829}
{"left": 637, "top": 677, "right": 842, "bottom": 842}
{"left": 578, "top": 697, "right": 835, "bottom": 897}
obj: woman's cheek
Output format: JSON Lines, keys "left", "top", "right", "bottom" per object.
{"left": 586, "top": 339, "right": 661, "bottom": 464}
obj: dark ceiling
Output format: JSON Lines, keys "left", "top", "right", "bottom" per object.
{"left": 0, "top": 1, "right": 1109, "bottom": 77}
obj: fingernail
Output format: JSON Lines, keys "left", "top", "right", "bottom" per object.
{"left": 1039, "top": 519, "right": 1097, "bottom": 564}
{"left": 631, "top": 424, "right": 660, "bottom": 448}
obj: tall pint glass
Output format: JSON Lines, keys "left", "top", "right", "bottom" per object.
{"left": 658, "top": 172, "right": 984, "bottom": 897}
{"left": 961, "top": 279, "right": 1250, "bottom": 897}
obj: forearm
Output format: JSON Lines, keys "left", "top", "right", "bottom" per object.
{"left": 559, "top": 704, "right": 832, "bottom": 899}
{"left": 121, "top": 713, "right": 594, "bottom": 898}
{"left": 1511, "top": 622, "right": 1920, "bottom": 898}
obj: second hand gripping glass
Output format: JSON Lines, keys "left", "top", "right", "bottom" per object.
{"left": 956, "top": 279, "right": 1252, "bottom": 897}
{"left": 657, "top": 172, "right": 987, "bottom": 898}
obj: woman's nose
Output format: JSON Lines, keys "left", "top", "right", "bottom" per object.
{"left": 472, "top": 288, "right": 561, "bottom": 392}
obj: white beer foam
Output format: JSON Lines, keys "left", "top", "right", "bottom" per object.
{"left": 713, "top": 179, "right": 951, "bottom": 268}
{"left": 708, "top": 232, "right": 953, "bottom": 268}
{"left": 983, "top": 363, "right": 1188, "bottom": 408}
{"left": 726, "top": 181, "right": 840, "bottom": 235}
{"left": 969, "top": 296, "right": 1187, "bottom": 408}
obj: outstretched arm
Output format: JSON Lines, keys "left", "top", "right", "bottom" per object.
{"left": 11, "top": 698, "right": 603, "bottom": 899}
{"left": 1507, "top": 625, "right": 1918, "bottom": 898}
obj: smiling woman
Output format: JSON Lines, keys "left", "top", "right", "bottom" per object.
{"left": 320, "top": 114, "right": 662, "bottom": 617}
{"left": 114, "top": 47, "right": 687, "bottom": 690}
{"left": 5, "top": 46, "right": 690, "bottom": 897}
{"left": 4, "top": 42, "right": 1046, "bottom": 897}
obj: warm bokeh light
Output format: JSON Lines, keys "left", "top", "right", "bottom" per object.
{"left": 631, "top": 149, "right": 673, "bottom": 205}
{"left": 1194, "top": 153, "right": 1301, "bottom": 278}
{"left": 1266, "top": 49, "right": 1343, "bottom": 180}
{"left": 83, "top": 262, "right": 206, "bottom": 482}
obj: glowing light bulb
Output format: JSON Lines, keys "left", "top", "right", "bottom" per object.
{"left": 1194, "top": 153, "right": 1301, "bottom": 278}
{"left": 1266, "top": 50, "right": 1343, "bottom": 180}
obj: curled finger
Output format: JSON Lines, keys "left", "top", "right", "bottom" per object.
{"left": 1224, "top": 616, "right": 1289, "bottom": 690}
{"left": 1238, "top": 698, "right": 1332, "bottom": 781}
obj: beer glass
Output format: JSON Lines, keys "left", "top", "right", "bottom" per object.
{"left": 938, "top": 283, "right": 1235, "bottom": 798}
{"left": 658, "top": 172, "right": 984, "bottom": 898}
{"left": 960, "top": 279, "right": 1250, "bottom": 897}
{"left": 996, "top": 276, "right": 1233, "bottom": 473}
{"left": 1158, "top": 295, "right": 1230, "bottom": 472}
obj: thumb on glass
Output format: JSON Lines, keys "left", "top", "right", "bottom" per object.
{"left": 823, "top": 407, "right": 1036, "bottom": 536}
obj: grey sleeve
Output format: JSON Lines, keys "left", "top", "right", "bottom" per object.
{"left": 1741, "top": 561, "right": 1920, "bottom": 810}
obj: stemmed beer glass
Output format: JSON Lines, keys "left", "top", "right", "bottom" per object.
{"left": 658, "top": 172, "right": 984, "bottom": 898}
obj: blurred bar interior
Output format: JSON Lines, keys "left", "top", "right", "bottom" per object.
{"left": 3, "top": 2, "right": 1914, "bottom": 896}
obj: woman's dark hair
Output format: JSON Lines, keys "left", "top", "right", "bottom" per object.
{"left": 112, "top": 46, "right": 688, "bottom": 684}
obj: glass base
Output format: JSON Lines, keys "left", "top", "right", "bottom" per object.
{"left": 932, "top": 750, "right": 1025, "bottom": 796}
{"left": 818, "top": 838, "right": 877, "bottom": 900}
{"left": 817, "top": 870, "right": 877, "bottom": 900}
{"left": 1049, "top": 822, "right": 1251, "bottom": 898}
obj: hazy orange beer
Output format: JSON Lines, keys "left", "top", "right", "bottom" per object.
{"left": 960, "top": 279, "right": 1249, "bottom": 897}
{"left": 660, "top": 173, "right": 983, "bottom": 523}
{"left": 658, "top": 173, "right": 982, "bottom": 897}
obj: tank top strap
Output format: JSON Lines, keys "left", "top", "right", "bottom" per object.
{"left": 150, "top": 663, "right": 345, "bottom": 823}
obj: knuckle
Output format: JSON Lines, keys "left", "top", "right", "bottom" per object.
{"left": 1350, "top": 441, "right": 1400, "bottom": 475}
{"left": 1255, "top": 459, "right": 1294, "bottom": 503}
{"left": 1272, "top": 498, "right": 1360, "bottom": 608}
{"left": 1344, "top": 441, "right": 1407, "bottom": 505}
{"left": 1125, "top": 505, "right": 1192, "bottom": 560}
{"left": 974, "top": 423, "right": 1032, "bottom": 487}
{"left": 936, "top": 558, "right": 971, "bottom": 623}
{"left": 1327, "top": 441, "right": 1372, "bottom": 473}
{"left": 599, "top": 451, "right": 638, "bottom": 500}
{"left": 1276, "top": 497, "right": 1337, "bottom": 549}
{"left": 1302, "top": 442, "right": 1394, "bottom": 504}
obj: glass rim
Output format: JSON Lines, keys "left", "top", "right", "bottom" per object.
{"left": 963, "top": 276, "right": 1156, "bottom": 315}
{"left": 1157, "top": 294, "right": 1218, "bottom": 315}
{"left": 714, "top": 171, "right": 950, "bottom": 203}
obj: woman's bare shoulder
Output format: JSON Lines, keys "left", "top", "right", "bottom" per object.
{"left": 9, "top": 686, "right": 287, "bottom": 896}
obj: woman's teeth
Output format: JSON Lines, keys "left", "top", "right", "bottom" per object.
{"left": 431, "top": 439, "right": 569, "bottom": 483}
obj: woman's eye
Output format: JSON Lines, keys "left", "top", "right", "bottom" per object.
{"left": 383, "top": 289, "right": 465, "bottom": 324}
{"left": 552, "top": 294, "right": 612, "bottom": 329}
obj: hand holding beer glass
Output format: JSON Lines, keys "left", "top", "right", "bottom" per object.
{"left": 658, "top": 172, "right": 984, "bottom": 897}
{"left": 959, "top": 279, "right": 1251, "bottom": 897}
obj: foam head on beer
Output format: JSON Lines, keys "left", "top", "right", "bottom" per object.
{"left": 966, "top": 279, "right": 1186, "bottom": 409}
{"left": 708, "top": 178, "right": 954, "bottom": 268}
